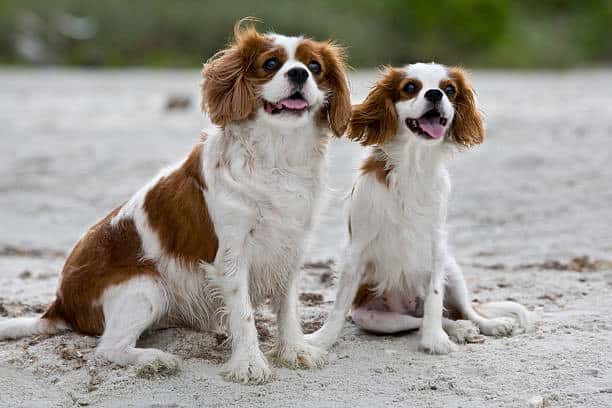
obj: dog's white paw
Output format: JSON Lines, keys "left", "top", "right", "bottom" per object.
{"left": 221, "top": 351, "right": 272, "bottom": 384}
{"left": 304, "top": 330, "right": 334, "bottom": 351}
{"left": 267, "top": 342, "right": 327, "bottom": 369}
{"left": 478, "top": 317, "right": 516, "bottom": 337}
{"left": 446, "top": 320, "right": 483, "bottom": 344}
{"left": 420, "top": 329, "right": 458, "bottom": 354}
{"left": 135, "top": 350, "right": 181, "bottom": 378}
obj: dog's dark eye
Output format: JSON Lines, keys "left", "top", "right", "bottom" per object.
{"left": 444, "top": 84, "right": 456, "bottom": 96}
{"left": 263, "top": 58, "right": 280, "bottom": 72}
{"left": 404, "top": 82, "right": 418, "bottom": 93}
{"left": 308, "top": 60, "right": 321, "bottom": 75}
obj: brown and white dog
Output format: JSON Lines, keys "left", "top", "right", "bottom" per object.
{"left": 307, "top": 63, "right": 530, "bottom": 354}
{"left": 0, "top": 21, "right": 351, "bottom": 384}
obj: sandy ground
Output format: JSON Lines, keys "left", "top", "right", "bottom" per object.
{"left": 1, "top": 68, "right": 611, "bottom": 407}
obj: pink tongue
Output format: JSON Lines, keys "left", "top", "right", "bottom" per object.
{"left": 417, "top": 118, "right": 446, "bottom": 139}
{"left": 279, "top": 98, "right": 308, "bottom": 110}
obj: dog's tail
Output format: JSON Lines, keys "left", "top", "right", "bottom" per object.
{"left": 0, "top": 300, "right": 68, "bottom": 340}
{"left": 474, "top": 301, "right": 532, "bottom": 331}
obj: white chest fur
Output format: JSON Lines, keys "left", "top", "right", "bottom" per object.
{"left": 350, "top": 142, "right": 453, "bottom": 296}
{"left": 203, "top": 121, "right": 327, "bottom": 303}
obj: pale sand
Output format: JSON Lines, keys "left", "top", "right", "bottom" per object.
{"left": 1, "top": 69, "right": 611, "bottom": 407}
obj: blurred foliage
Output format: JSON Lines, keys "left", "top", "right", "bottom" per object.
{"left": 0, "top": 0, "right": 610, "bottom": 68}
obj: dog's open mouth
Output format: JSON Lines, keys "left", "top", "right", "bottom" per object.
{"left": 406, "top": 108, "right": 448, "bottom": 139}
{"left": 263, "top": 92, "right": 310, "bottom": 115}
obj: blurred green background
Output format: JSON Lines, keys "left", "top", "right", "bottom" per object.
{"left": 0, "top": 0, "right": 610, "bottom": 68}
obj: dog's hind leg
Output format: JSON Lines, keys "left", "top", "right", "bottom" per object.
{"left": 0, "top": 297, "right": 70, "bottom": 341}
{"left": 351, "top": 306, "right": 479, "bottom": 343}
{"left": 95, "top": 277, "right": 179, "bottom": 373}
{"left": 444, "top": 256, "right": 523, "bottom": 336}
{"left": 305, "top": 249, "right": 367, "bottom": 350}
{"left": 0, "top": 315, "right": 68, "bottom": 340}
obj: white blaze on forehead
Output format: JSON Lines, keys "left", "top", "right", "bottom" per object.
{"left": 404, "top": 63, "right": 449, "bottom": 88}
{"left": 268, "top": 33, "right": 303, "bottom": 60}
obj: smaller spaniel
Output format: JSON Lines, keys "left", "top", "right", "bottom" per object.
{"left": 0, "top": 20, "right": 351, "bottom": 384}
{"left": 307, "top": 63, "right": 530, "bottom": 354}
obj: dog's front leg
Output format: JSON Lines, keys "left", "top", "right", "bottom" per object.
{"left": 268, "top": 266, "right": 327, "bottom": 369}
{"left": 305, "top": 246, "right": 365, "bottom": 350}
{"left": 420, "top": 229, "right": 457, "bottom": 354}
{"left": 217, "top": 248, "right": 272, "bottom": 384}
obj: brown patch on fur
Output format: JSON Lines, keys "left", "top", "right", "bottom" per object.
{"left": 201, "top": 18, "right": 274, "bottom": 126}
{"left": 361, "top": 148, "right": 392, "bottom": 186}
{"left": 400, "top": 78, "right": 423, "bottom": 99}
{"left": 353, "top": 284, "right": 376, "bottom": 307}
{"left": 42, "top": 207, "right": 158, "bottom": 335}
{"left": 41, "top": 143, "right": 218, "bottom": 336}
{"left": 446, "top": 67, "right": 485, "bottom": 147}
{"left": 296, "top": 40, "right": 351, "bottom": 136}
{"left": 144, "top": 144, "right": 218, "bottom": 267}
{"left": 348, "top": 67, "right": 408, "bottom": 146}
{"left": 253, "top": 46, "right": 288, "bottom": 80}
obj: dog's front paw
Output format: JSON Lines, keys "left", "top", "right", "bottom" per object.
{"left": 446, "top": 320, "right": 484, "bottom": 344}
{"left": 267, "top": 342, "right": 327, "bottom": 369}
{"left": 304, "top": 329, "right": 335, "bottom": 351}
{"left": 420, "top": 329, "right": 458, "bottom": 354}
{"left": 221, "top": 351, "right": 273, "bottom": 384}
{"left": 478, "top": 317, "right": 516, "bottom": 337}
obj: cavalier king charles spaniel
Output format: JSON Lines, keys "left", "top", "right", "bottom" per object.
{"left": 307, "top": 63, "right": 530, "bottom": 354}
{"left": 0, "top": 20, "right": 351, "bottom": 384}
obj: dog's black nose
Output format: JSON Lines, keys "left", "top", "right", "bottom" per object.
{"left": 287, "top": 67, "right": 309, "bottom": 85}
{"left": 424, "top": 89, "right": 443, "bottom": 103}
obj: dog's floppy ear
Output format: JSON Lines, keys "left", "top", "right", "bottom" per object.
{"left": 447, "top": 67, "right": 484, "bottom": 147}
{"left": 348, "top": 68, "right": 403, "bottom": 146}
{"left": 201, "top": 18, "right": 267, "bottom": 127}
{"left": 318, "top": 42, "right": 351, "bottom": 137}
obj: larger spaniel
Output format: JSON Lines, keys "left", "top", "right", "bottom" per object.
{"left": 0, "top": 20, "right": 351, "bottom": 384}
{"left": 307, "top": 63, "right": 530, "bottom": 354}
